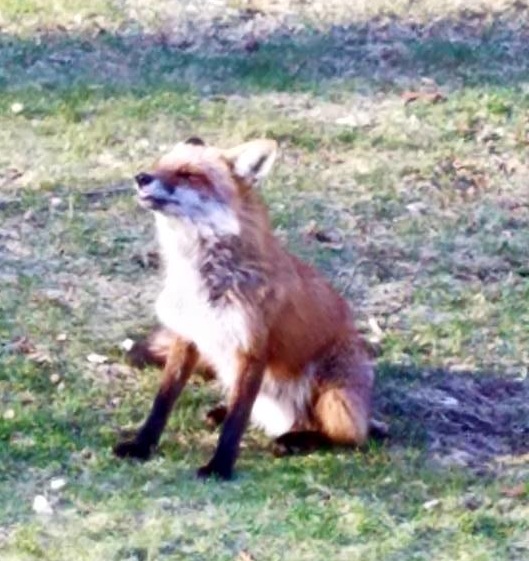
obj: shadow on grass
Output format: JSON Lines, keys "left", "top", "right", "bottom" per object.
{"left": 2, "top": 350, "right": 527, "bottom": 514}
{"left": 114, "top": 359, "right": 529, "bottom": 483}
{"left": 374, "top": 362, "right": 529, "bottom": 473}
{"left": 1, "top": 3, "right": 529, "bottom": 108}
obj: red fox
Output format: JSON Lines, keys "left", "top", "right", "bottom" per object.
{"left": 114, "top": 137, "right": 374, "bottom": 480}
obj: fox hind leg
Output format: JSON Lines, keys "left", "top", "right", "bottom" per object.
{"left": 272, "top": 387, "right": 370, "bottom": 457}
{"left": 126, "top": 326, "right": 216, "bottom": 382}
{"left": 273, "top": 344, "right": 373, "bottom": 455}
{"left": 314, "top": 341, "right": 373, "bottom": 446}
{"left": 314, "top": 386, "right": 370, "bottom": 446}
{"left": 126, "top": 326, "right": 175, "bottom": 369}
{"left": 204, "top": 404, "right": 228, "bottom": 429}
{"left": 272, "top": 430, "right": 331, "bottom": 456}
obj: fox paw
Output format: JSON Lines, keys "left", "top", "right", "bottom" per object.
{"left": 113, "top": 439, "right": 152, "bottom": 461}
{"left": 196, "top": 460, "right": 233, "bottom": 481}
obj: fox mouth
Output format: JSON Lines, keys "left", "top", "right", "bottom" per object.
{"left": 136, "top": 188, "right": 167, "bottom": 210}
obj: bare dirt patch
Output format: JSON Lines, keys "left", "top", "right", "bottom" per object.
{"left": 377, "top": 368, "right": 529, "bottom": 474}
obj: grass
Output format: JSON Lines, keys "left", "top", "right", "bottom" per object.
{"left": 1, "top": 1, "right": 528, "bottom": 559}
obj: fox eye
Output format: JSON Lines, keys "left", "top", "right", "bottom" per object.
{"left": 166, "top": 170, "right": 212, "bottom": 194}
{"left": 177, "top": 171, "right": 207, "bottom": 185}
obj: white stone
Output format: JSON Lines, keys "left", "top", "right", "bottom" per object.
{"left": 50, "top": 477, "right": 67, "bottom": 491}
{"left": 423, "top": 499, "right": 441, "bottom": 510}
{"left": 120, "top": 338, "right": 135, "bottom": 352}
{"left": 86, "top": 353, "right": 108, "bottom": 364}
{"left": 10, "top": 102, "right": 24, "bottom": 114}
{"left": 33, "top": 495, "right": 53, "bottom": 515}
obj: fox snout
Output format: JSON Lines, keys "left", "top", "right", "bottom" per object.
{"left": 134, "top": 172, "right": 170, "bottom": 211}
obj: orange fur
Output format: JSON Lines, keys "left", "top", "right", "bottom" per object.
{"left": 115, "top": 138, "right": 374, "bottom": 479}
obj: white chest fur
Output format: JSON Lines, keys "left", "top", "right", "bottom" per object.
{"left": 154, "top": 214, "right": 250, "bottom": 367}
{"left": 153, "top": 214, "right": 309, "bottom": 437}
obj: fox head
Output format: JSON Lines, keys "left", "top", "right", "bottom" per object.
{"left": 135, "top": 138, "right": 277, "bottom": 237}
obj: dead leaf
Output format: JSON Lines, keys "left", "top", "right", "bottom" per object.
{"left": 34, "top": 289, "right": 71, "bottom": 310}
{"left": 501, "top": 484, "right": 527, "bottom": 498}
{"left": 4, "top": 336, "right": 35, "bottom": 355}
{"left": 402, "top": 91, "right": 446, "bottom": 105}
{"left": 27, "top": 350, "right": 52, "bottom": 364}
{"left": 20, "top": 391, "right": 36, "bottom": 405}
{"left": 10, "top": 433, "right": 35, "bottom": 448}
{"left": 303, "top": 221, "right": 344, "bottom": 250}
{"left": 314, "top": 230, "right": 342, "bottom": 244}
{"left": 237, "top": 551, "right": 255, "bottom": 561}
{"left": 461, "top": 494, "right": 482, "bottom": 511}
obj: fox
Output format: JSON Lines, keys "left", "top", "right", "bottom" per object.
{"left": 114, "top": 137, "right": 375, "bottom": 480}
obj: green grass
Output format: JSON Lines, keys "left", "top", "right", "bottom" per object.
{"left": 1, "top": 1, "right": 528, "bottom": 560}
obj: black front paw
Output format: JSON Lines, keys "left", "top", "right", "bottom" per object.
{"left": 196, "top": 459, "right": 233, "bottom": 481}
{"left": 113, "top": 439, "right": 153, "bottom": 461}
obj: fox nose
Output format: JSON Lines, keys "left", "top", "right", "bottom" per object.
{"left": 135, "top": 172, "right": 154, "bottom": 188}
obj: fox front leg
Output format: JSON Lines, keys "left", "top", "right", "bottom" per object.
{"left": 114, "top": 340, "right": 198, "bottom": 460}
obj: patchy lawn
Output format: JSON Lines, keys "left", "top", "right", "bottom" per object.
{"left": 1, "top": 1, "right": 528, "bottom": 560}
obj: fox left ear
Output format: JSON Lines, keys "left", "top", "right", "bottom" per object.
{"left": 224, "top": 139, "right": 278, "bottom": 187}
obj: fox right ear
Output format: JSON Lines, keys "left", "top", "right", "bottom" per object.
{"left": 185, "top": 136, "right": 205, "bottom": 146}
{"left": 223, "top": 139, "right": 278, "bottom": 187}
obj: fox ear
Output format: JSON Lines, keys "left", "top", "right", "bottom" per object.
{"left": 184, "top": 136, "right": 205, "bottom": 146}
{"left": 224, "top": 139, "right": 277, "bottom": 187}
